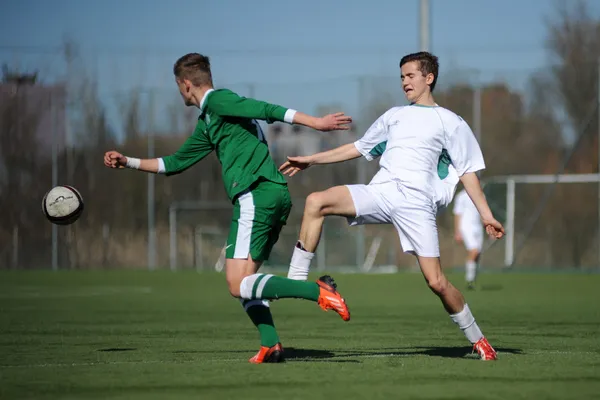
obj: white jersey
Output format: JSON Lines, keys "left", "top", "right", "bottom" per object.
{"left": 354, "top": 104, "right": 485, "bottom": 202}
{"left": 453, "top": 189, "right": 484, "bottom": 251}
{"left": 453, "top": 189, "right": 482, "bottom": 227}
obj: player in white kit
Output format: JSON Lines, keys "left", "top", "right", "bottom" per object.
{"left": 453, "top": 189, "right": 485, "bottom": 289}
{"left": 279, "top": 52, "right": 504, "bottom": 360}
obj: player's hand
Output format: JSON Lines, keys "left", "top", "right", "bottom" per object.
{"left": 279, "top": 156, "right": 313, "bottom": 177}
{"left": 314, "top": 112, "right": 352, "bottom": 132}
{"left": 482, "top": 216, "right": 505, "bottom": 239}
{"left": 103, "top": 150, "right": 127, "bottom": 169}
{"left": 454, "top": 231, "right": 463, "bottom": 244}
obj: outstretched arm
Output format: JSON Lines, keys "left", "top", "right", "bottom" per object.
{"left": 205, "top": 89, "right": 352, "bottom": 132}
{"left": 279, "top": 143, "right": 361, "bottom": 177}
{"left": 280, "top": 110, "right": 390, "bottom": 176}
{"left": 104, "top": 129, "right": 213, "bottom": 175}
{"left": 104, "top": 151, "right": 163, "bottom": 173}
{"left": 292, "top": 111, "right": 353, "bottom": 132}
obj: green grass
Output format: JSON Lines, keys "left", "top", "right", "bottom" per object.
{"left": 1, "top": 271, "right": 600, "bottom": 400}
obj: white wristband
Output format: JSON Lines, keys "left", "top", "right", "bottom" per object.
{"left": 125, "top": 157, "right": 141, "bottom": 169}
{"left": 284, "top": 109, "right": 297, "bottom": 124}
{"left": 157, "top": 158, "right": 166, "bottom": 174}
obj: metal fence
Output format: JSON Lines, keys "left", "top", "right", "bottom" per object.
{"left": 1, "top": 47, "right": 599, "bottom": 272}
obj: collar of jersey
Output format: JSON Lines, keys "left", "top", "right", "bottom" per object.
{"left": 410, "top": 102, "right": 438, "bottom": 108}
{"left": 199, "top": 88, "right": 215, "bottom": 114}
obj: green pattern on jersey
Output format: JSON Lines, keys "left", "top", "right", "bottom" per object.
{"left": 437, "top": 149, "right": 452, "bottom": 180}
{"left": 368, "top": 141, "right": 453, "bottom": 180}
{"left": 162, "top": 89, "right": 289, "bottom": 202}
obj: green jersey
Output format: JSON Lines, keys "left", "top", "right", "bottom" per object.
{"left": 161, "top": 89, "right": 294, "bottom": 201}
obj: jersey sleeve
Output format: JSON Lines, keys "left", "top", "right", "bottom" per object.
{"left": 161, "top": 128, "right": 214, "bottom": 176}
{"left": 204, "top": 89, "right": 294, "bottom": 124}
{"left": 354, "top": 112, "right": 389, "bottom": 161}
{"left": 446, "top": 120, "right": 485, "bottom": 176}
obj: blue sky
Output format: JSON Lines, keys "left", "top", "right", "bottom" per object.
{"left": 2, "top": 0, "right": 600, "bottom": 135}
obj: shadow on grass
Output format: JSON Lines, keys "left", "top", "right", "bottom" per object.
{"left": 97, "top": 348, "right": 137, "bottom": 352}
{"left": 285, "top": 346, "right": 523, "bottom": 361}
{"left": 169, "top": 346, "right": 524, "bottom": 362}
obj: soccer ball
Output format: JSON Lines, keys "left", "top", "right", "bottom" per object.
{"left": 42, "top": 185, "right": 84, "bottom": 225}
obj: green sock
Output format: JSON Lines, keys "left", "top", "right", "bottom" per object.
{"left": 241, "top": 300, "right": 280, "bottom": 347}
{"left": 251, "top": 275, "right": 320, "bottom": 301}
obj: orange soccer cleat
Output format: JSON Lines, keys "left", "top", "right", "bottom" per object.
{"left": 249, "top": 343, "right": 284, "bottom": 364}
{"left": 316, "top": 275, "right": 351, "bottom": 322}
{"left": 473, "top": 337, "right": 497, "bottom": 360}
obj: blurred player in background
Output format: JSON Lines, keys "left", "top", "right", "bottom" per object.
{"left": 453, "top": 188, "right": 485, "bottom": 289}
{"left": 280, "top": 52, "right": 504, "bottom": 360}
{"left": 103, "top": 53, "right": 352, "bottom": 364}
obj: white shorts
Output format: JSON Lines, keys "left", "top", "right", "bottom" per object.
{"left": 459, "top": 222, "right": 484, "bottom": 251}
{"left": 346, "top": 182, "right": 440, "bottom": 257}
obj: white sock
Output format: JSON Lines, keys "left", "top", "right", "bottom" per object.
{"left": 239, "top": 273, "right": 274, "bottom": 300}
{"left": 287, "top": 242, "right": 314, "bottom": 281}
{"left": 466, "top": 260, "right": 477, "bottom": 283}
{"left": 450, "top": 304, "right": 484, "bottom": 344}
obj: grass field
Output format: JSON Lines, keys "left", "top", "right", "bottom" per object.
{"left": 1, "top": 270, "right": 599, "bottom": 399}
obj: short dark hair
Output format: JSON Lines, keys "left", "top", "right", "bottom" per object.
{"left": 173, "top": 53, "right": 213, "bottom": 86}
{"left": 399, "top": 52, "right": 439, "bottom": 92}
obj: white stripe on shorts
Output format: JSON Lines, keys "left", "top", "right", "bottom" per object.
{"left": 234, "top": 191, "right": 255, "bottom": 259}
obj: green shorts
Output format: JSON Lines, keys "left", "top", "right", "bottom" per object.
{"left": 226, "top": 180, "right": 292, "bottom": 262}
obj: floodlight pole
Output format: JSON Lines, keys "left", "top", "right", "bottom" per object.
{"left": 51, "top": 91, "right": 58, "bottom": 271}
{"left": 419, "top": 0, "right": 430, "bottom": 52}
{"left": 147, "top": 90, "right": 156, "bottom": 271}
{"left": 597, "top": 58, "right": 600, "bottom": 269}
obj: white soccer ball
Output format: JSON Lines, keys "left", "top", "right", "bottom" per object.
{"left": 42, "top": 185, "right": 84, "bottom": 225}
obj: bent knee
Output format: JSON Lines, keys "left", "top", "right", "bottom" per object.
{"left": 306, "top": 189, "right": 351, "bottom": 217}
{"left": 227, "top": 277, "right": 243, "bottom": 298}
{"left": 467, "top": 250, "right": 481, "bottom": 261}
{"left": 426, "top": 275, "right": 450, "bottom": 296}
{"left": 305, "top": 192, "right": 328, "bottom": 216}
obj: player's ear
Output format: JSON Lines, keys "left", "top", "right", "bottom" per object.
{"left": 426, "top": 73, "right": 435, "bottom": 86}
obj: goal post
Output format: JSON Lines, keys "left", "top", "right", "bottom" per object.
{"left": 167, "top": 199, "right": 399, "bottom": 273}
{"left": 482, "top": 173, "right": 600, "bottom": 270}
{"left": 169, "top": 201, "right": 232, "bottom": 271}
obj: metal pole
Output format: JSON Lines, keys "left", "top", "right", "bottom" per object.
{"left": 419, "top": 0, "right": 430, "bottom": 52}
{"left": 597, "top": 57, "right": 600, "bottom": 268}
{"left": 356, "top": 76, "right": 366, "bottom": 267}
{"left": 12, "top": 225, "right": 18, "bottom": 269}
{"left": 102, "top": 223, "right": 109, "bottom": 268}
{"left": 473, "top": 75, "right": 482, "bottom": 144}
{"left": 505, "top": 179, "right": 516, "bottom": 267}
{"left": 147, "top": 91, "right": 156, "bottom": 270}
{"left": 51, "top": 91, "right": 58, "bottom": 271}
{"left": 195, "top": 226, "right": 202, "bottom": 272}
{"left": 169, "top": 205, "right": 177, "bottom": 271}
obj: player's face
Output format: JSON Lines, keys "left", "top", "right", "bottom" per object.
{"left": 401, "top": 61, "right": 433, "bottom": 102}
{"left": 176, "top": 78, "right": 195, "bottom": 107}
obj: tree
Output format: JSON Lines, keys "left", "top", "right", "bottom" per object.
{"left": 0, "top": 66, "right": 47, "bottom": 268}
{"left": 511, "top": 0, "right": 600, "bottom": 268}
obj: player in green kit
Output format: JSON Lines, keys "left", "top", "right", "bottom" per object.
{"left": 103, "top": 53, "right": 352, "bottom": 364}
